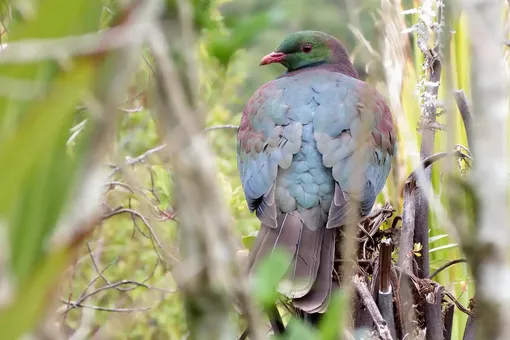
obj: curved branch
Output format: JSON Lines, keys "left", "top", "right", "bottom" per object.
{"left": 406, "top": 150, "right": 471, "bottom": 190}
{"left": 429, "top": 259, "right": 468, "bottom": 280}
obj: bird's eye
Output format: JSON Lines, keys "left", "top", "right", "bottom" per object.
{"left": 302, "top": 44, "right": 312, "bottom": 53}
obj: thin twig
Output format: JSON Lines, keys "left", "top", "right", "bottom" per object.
{"left": 238, "top": 328, "right": 249, "bottom": 340}
{"left": 61, "top": 300, "right": 152, "bottom": 313}
{"left": 86, "top": 242, "right": 117, "bottom": 286}
{"left": 429, "top": 259, "right": 468, "bottom": 280}
{"left": 102, "top": 207, "right": 178, "bottom": 264}
{"left": 110, "top": 124, "right": 239, "bottom": 176}
{"left": 62, "top": 280, "right": 175, "bottom": 313}
{"left": 443, "top": 291, "right": 475, "bottom": 317}
{"left": 104, "top": 181, "right": 134, "bottom": 193}
{"left": 394, "top": 265, "right": 475, "bottom": 318}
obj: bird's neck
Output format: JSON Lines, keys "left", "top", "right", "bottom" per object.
{"left": 329, "top": 61, "right": 359, "bottom": 79}
{"left": 287, "top": 61, "right": 328, "bottom": 72}
{"left": 280, "top": 61, "right": 359, "bottom": 79}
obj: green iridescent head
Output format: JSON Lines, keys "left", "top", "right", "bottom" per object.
{"left": 260, "top": 31, "right": 351, "bottom": 72}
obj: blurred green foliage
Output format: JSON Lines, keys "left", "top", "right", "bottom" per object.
{"left": 0, "top": 0, "right": 476, "bottom": 339}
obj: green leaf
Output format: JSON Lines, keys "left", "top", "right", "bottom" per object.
{"left": 2, "top": 60, "right": 97, "bottom": 281}
{"left": 429, "top": 243, "right": 458, "bottom": 253}
{"left": 241, "top": 231, "right": 258, "bottom": 250}
{"left": 318, "top": 291, "right": 347, "bottom": 340}
{"left": 283, "top": 319, "right": 319, "bottom": 340}
{"left": 0, "top": 0, "right": 103, "bottom": 125}
{"left": 413, "top": 242, "right": 423, "bottom": 252}
{"left": 251, "top": 249, "right": 291, "bottom": 307}
{"left": 208, "top": 12, "right": 271, "bottom": 67}
{"left": 429, "top": 234, "right": 449, "bottom": 243}
{"left": 0, "top": 245, "right": 73, "bottom": 340}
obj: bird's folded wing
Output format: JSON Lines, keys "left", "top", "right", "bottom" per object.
{"left": 313, "top": 76, "right": 397, "bottom": 227}
{"left": 237, "top": 81, "right": 302, "bottom": 226}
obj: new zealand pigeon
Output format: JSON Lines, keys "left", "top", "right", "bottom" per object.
{"left": 237, "top": 31, "right": 396, "bottom": 315}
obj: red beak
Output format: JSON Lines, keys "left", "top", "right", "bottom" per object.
{"left": 260, "top": 52, "right": 286, "bottom": 66}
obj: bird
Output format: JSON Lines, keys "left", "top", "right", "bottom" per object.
{"left": 236, "top": 31, "right": 396, "bottom": 318}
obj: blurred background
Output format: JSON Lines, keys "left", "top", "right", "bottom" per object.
{"left": 0, "top": 0, "right": 507, "bottom": 339}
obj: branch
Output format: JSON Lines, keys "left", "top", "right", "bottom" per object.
{"left": 398, "top": 151, "right": 468, "bottom": 274}
{"left": 379, "top": 239, "right": 392, "bottom": 294}
{"left": 463, "top": 314, "right": 476, "bottom": 340}
{"left": 110, "top": 125, "right": 239, "bottom": 176}
{"left": 429, "top": 259, "right": 468, "bottom": 280}
{"left": 394, "top": 265, "right": 475, "bottom": 318}
{"left": 62, "top": 279, "right": 175, "bottom": 313}
{"left": 102, "top": 207, "right": 174, "bottom": 264}
{"left": 415, "top": 18, "right": 443, "bottom": 279}
{"left": 443, "top": 303, "right": 455, "bottom": 340}
{"left": 425, "top": 284, "right": 444, "bottom": 340}
{"left": 453, "top": 90, "right": 473, "bottom": 149}
{"left": 406, "top": 151, "right": 471, "bottom": 190}
{"left": 353, "top": 275, "right": 394, "bottom": 340}
{"left": 61, "top": 300, "right": 152, "bottom": 313}
{"left": 377, "top": 239, "right": 396, "bottom": 340}
{"left": 443, "top": 291, "right": 475, "bottom": 317}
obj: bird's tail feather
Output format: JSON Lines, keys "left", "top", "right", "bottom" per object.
{"left": 293, "top": 228, "right": 336, "bottom": 313}
{"left": 247, "top": 213, "right": 336, "bottom": 314}
{"left": 248, "top": 214, "right": 303, "bottom": 278}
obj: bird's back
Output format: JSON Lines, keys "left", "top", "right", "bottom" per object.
{"left": 261, "top": 69, "right": 365, "bottom": 228}
{"left": 237, "top": 66, "right": 395, "bottom": 313}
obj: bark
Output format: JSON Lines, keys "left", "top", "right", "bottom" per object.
{"left": 425, "top": 284, "right": 444, "bottom": 340}
{"left": 443, "top": 303, "right": 454, "bottom": 340}
{"left": 415, "top": 2, "right": 444, "bottom": 281}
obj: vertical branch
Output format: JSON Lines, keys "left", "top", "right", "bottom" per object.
{"left": 414, "top": 0, "right": 444, "bottom": 280}
{"left": 398, "top": 185, "right": 416, "bottom": 274}
{"left": 377, "top": 239, "right": 397, "bottom": 340}
{"left": 149, "top": 3, "right": 262, "bottom": 339}
{"left": 463, "top": 0, "right": 510, "bottom": 339}
{"left": 425, "top": 284, "right": 444, "bottom": 340}
{"left": 443, "top": 303, "right": 454, "bottom": 340}
{"left": 379, "top": 0, "right": 418, "bottom": 336}
{"left": 462, "top": 314, "right": 476, "bottom": 340}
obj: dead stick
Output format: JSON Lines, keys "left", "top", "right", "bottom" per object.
{"left": 353, "top": 274, "right": 393, "bottom": 340}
